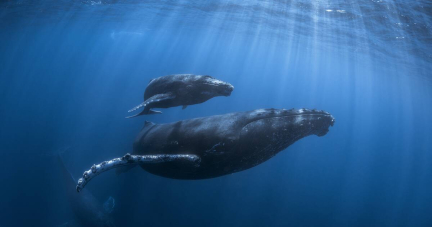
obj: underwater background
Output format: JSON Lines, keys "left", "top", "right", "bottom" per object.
{"left": 0, "top": 0, "right": 431, "bottom": 226}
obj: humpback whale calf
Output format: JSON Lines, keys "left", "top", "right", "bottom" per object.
{"left": 77, "top": 108, "right": 335, "bottom": 192}
{"left": 58, "top": 155, "right": 116, "bottom": 226}
{"left": 126, "top": 74, "right": 234, "bottom": 118}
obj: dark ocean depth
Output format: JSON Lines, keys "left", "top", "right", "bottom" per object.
{"left": 0, "top": 1, "right": 431, "bottom": 226}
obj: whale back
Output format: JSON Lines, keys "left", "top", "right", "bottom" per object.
{"left": 144, "top": 74, "right": 198, "bottom": 100}
{"left": 132, "top": 112, "right": 245, "bottom": 156}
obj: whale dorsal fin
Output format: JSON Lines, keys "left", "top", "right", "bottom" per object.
{"left": 144, "top": 120, "right": 155, "bottom": 127}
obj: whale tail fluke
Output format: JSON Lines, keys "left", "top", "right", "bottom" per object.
{"left": 103, "top": 196, "right": 116, "bottom": 214}
{"left": 58, "top": 153, "right": 76, "bottom": 183}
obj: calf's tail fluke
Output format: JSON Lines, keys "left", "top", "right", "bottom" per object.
{"left": 76, "top": 153, "right": 200, "bottom": 192}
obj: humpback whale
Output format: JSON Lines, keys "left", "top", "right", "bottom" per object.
{"left": 126, "top": 74, "right": 234, "bottom": 118}
{"left": 77, "top": 108, "right": 335, "bottom": 192}
{"left": 58, "top": 155, "right": 116, "bottom": 226}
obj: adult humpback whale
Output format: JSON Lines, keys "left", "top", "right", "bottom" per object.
{"left": 127, "top": 74, "right": 234, "bottom": 118}
{"left": 77, "top": 108, "right": 335, "bottom": 192}
{"left": 58, "top": 155, "right": 116, "bottom": 226}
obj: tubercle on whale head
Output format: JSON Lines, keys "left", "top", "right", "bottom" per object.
{"left": 201, "top": 75, "right": 234, "bottom": 97}
{"left": 220, "top": 83, "right": 234, "bottom": 96}
{"left": 234, "top": 108, "right": 335, "bottom": 163}
{"left": 244, "top": 108, "right": 335, "bottom": 137}
{"left": 296, "top": 108, "right": 335, "bottom": 136}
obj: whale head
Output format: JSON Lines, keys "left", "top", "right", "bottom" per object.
{"left": 242, "top": 108, "right": 335, "bottom": 138}
{"left": 237, "top": 108, "right": 335, "bottom": 162}
{"left": 200, "top": 75, "right": 234, "bottom": 97}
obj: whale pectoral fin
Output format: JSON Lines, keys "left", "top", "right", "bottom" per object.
{"left": 126, "top": 93, "right": 175, "bottom": 118}
{"left": 182, "top": 105, "right": 187, "bottom": 109}
{"left": 125, "top": 108, "right": 148, "bottom": 118}
{"left": 148, "top": 109, "right": 162, "bottom": 114}
{"left": 127, "top": 102, "right": 146, "bottom": 113}
{"left": 125, "top": 106, "right": 162, "bottom": 118}
{"left": 143, "top": 93, "right": 175, "bottom": 107}
{"left": 76, "top": 153, "right": 201, "bottom": 192}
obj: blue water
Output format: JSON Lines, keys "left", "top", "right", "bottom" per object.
{"left": 1, "top": 1, "right": 432, "bottom": 226}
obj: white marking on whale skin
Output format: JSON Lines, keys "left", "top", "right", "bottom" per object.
{"left": 204, "top": 77, "right": 230, "bottom": 87}
{"left": 209, "top": 79, "right": 225, "bottom": 85}
{"left": 205, "top": 142, "right": 225, "bottom": 154}
{"left": 295, "top": 115, "right": 304, "bottom": 124}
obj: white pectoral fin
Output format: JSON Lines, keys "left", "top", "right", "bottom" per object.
{"left": 76, "top": 153, "right": 200, "bottom": 192}
{"left": 125, "top": 108, "right": 154, "bottom": 118}
{"left": 148, "top": 109, "right": 162, "bottom": 114}
{"left": 128, "top": 102, "right": 146, "bottom": 113}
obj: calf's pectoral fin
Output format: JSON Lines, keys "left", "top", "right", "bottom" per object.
{"left": 126, "top": 93, "right": 175, "bottom": 118}
{"left": 125, "top": 108, "right": 148, "bottom": 118}
{"left": 148, "top": 109, "right": 162, "bottom": 114}
{"left": 76, "top": 153, "right": 200, "bottom": 192}
{"left": 127, "top": 102, "right": 146, "bottom": 113}
{"left": 125, "top": 107, "right": 162, "bottom": 118}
